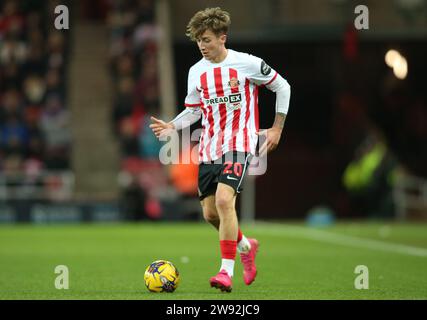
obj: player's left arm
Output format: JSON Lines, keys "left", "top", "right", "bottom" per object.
{"left": 257, "top": 73, "right": 291, "bottom": 155}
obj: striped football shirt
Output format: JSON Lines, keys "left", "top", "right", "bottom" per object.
{"left": 184, "top": 49, "right": 281, "bottom": 162}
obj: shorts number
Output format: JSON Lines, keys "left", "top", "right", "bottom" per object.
{"left": 223, "top": 162, "right": 243, "bottom": 177}
{"left": 223, "top": 162, "right": 233, "bottom": 175}
{"left": 234, "top": 163, "right": 242, "bottom": 177}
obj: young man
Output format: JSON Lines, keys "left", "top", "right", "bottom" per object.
{"left": 150, "top": 7, "right": 291, "bottom": 292}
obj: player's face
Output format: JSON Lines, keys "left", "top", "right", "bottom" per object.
{"left": 196, "top": 29, "right": 226, "bottom": 62}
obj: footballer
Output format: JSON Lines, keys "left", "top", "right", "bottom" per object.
{"left": 150, "top": 7, "right": 291, "bottom": 292}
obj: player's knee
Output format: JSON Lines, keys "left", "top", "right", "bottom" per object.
{"left": 215, "top": 191, "right": 234, "bottom": 213}
{"left": 202, "top": 208, "right": 218, "bottom": 223}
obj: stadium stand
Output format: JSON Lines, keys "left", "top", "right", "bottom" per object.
{"left": 107, "top": 0, "right": 199, "bottom": 220}
{"left": 1, "top": 0, "right": 424, "bottom": 223}
{"left": 0, "top": 0, "right": 73, "bottom": 207}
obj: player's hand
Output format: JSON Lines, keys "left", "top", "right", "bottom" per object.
{"left": 149, "top": 116, "right": 174, "bottom": 138}
{"left": 256, "top": 127, "right": 282, "bottom": 155}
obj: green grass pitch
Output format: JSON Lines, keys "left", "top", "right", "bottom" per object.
{"left": 0, "top": 221, "right": 426, "bottom": 299}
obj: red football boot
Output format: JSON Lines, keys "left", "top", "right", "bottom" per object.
{"left": 209, "top": 270, "right": 232, "bottom": 292}
{"left": 240, "top": 238, "right": 259, "bottom": 285}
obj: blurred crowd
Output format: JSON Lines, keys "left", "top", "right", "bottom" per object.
{"left": 0, "top": 0, "right": 71, "bottom": 179}
{"left": 108, "top": 0, "right": 160, "bottom": 160}
{"left": 106, "top": 0, "right": 198, "bottom": 220}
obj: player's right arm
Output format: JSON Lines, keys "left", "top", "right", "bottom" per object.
{"left": 149, "top": 106, "right": 202, "bottom": 139}
{"left": 150, "top": 66, "right": 202, "bottom": 138}
{"left": 149, "top": 116, "right": 174, "bottom": 138}
{"left": 150, "top": 106, "right": 202, "bottom": 137}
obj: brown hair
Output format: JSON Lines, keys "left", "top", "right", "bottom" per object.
{"left": 186, "top": 7, "right": 231, "bottom": 41}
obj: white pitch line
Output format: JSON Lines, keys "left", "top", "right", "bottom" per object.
{"left": 252, "top": 223, "right": 427, "bottom": 258}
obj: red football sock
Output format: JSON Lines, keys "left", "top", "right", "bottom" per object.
{"left": 237, "top": 228, "right": 243, "bottom": 243}
{"left": 220, "top": 240, "right": 237, "bottom": 260}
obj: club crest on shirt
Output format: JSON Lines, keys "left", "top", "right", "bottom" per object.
{"left": 228, "top": 77, "right": 240, "bottom": 89}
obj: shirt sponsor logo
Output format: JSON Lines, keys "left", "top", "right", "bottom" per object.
{"left": 228, "top": 93, "right": 242, "bottom": 111}
{"left": 204, "top": 93, "right": 242, "bottom": 108}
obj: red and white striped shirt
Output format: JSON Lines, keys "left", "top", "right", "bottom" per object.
{"left": 184, "top": 49, "right": 281, "bottom": 162}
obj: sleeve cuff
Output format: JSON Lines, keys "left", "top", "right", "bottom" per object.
{"left": 264, "top": 72, "right": 278, "bottom": 86}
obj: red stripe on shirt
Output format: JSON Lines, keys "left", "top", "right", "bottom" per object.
{"left": 243, "top": 79, "right": 251, "bottom": 153}
{"left": 205, "top": 105, "right": 214, "bottom": 162}
{"left": 228, "top": 68, "right": 240, "bottom": 151}
{"left": 214, "top": 67, "right": 227, "bottom": 159}
{"left": 199, "top": 104, "right": 207, "bottom": 160}
{"left": 201, "top": 72, "right": 209, "bottom": 99}
{"left": 200, "top": 72, "right": 213, "bottom": 162}
{"left": 253, "top": 86, "right": 259, "bottom": 132}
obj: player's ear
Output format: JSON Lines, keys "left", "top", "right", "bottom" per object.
{"left": 220, "top": 34, "right": 227, "bottom": 44}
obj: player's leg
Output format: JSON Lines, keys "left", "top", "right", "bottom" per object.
{"left": 201, "top": 194, "right": 251, "bottom": 251}
{"left": 207, "top": 152, "right": 259, "bottom": 290}
{"left": 209, "top": 182, "right": 237, "bottom": 292}
{"left": 217, "top": 152, "right": 259, "bottom": 285}
{"left": 200, "top": 195, "right": 220, "bottom": 229}
{"left": 199, "top": 162, "right": 234, "bottom": 291}
{"left": 215, "top": 183, "right": 238, "bottom": 241}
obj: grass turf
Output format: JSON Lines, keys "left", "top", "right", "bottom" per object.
{"left": 0, "top": 221, "right": 426, "bottom": 300}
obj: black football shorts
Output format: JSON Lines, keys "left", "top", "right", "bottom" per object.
{"left": 198, "top": 151, "right": 253, "bottom": 201}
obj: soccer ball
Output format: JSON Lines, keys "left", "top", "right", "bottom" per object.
{"left": 144, "top": 260, "right": 180, "bottom": 292}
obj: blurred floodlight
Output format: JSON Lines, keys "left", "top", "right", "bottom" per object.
{"left": 393, "top": 56, "right": 408, "bottom": 80}
{"left": 385, "top": 49, "right": 401, "bottom": 68}
{"left": 385, "top": 49, "right": 408, "bottom": 80}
